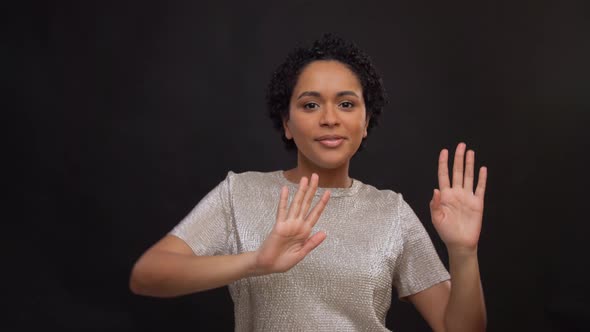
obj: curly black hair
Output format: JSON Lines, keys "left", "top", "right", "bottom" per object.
{"left": 266, "top": 33, "right": 387, "bottom": 151}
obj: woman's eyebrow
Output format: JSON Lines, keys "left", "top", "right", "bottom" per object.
{"left": 296, "top": 90, "right": 359, "bottom": 99}
{"left": 336, "top": 91, "right": 359, "bottom": 98}
{"left": 297, "top": 91, "right": 321, "bottom": 99}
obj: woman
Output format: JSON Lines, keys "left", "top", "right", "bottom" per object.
{"left": 130, "top": 33, "right": 487, "bottom": 332}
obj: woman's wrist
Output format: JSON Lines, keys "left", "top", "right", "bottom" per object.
{"left": 242, "top": 251, "right": 263, "bottom": 278}
{"left": 446, "top": 245, "right": 479, "bottom": 261}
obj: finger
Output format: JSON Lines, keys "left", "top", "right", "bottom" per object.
{"left": 305, "top": 190, "right": 331, "bottom": 226}
{"left": 276, "top": 186, "right": 289, "bottom": 222}
{"left": 475, "top": 166, "right": 488, "bottom": 199}
{"left": 438, "top": 149, "right": 451, "bottom": 190}
{"left": 452, "top": 142, "right": 466, "bottom": 188}
{"left": 299, "top": 173, "right": 319, "bottom": 219}
{"left": 429, "top": 189, "right": 442, "bottom": 223}
{"left": 286, "top": 176, "right": 308, "bottom": 220}
{"left": 429, "top": 188, "right": 441, "bottom": 211}
{"left": 300, "top": 231, "right": 327, "bottom": 256}
{"left": 464, "top": 150, "right": 475, "bottom": 192}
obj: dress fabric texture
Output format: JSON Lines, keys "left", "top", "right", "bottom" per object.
{"left": 170, "top": 171, "right": 450, "bottom": 332}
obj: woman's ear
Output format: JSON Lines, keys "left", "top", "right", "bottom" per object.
{"left": 283, "top": 118, "right": 293, "bottom": 139}
{"left": 363, "top": 114, "right": 371, "bottom": 138}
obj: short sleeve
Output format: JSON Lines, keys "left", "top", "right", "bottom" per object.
{"left": 392, "top": 194, "right": 450, "bottom": 298}
{"left": 169, "top": 172, "right": 234, "bottom": 256}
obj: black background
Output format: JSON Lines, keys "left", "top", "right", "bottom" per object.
{"left": 14, "top": 1, "right": 590, "bottom": 331}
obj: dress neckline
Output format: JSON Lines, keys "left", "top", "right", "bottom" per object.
{"left": 273, "top": 170, "right": 361, "bottom": 198}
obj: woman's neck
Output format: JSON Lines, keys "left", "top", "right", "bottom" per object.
{"left": 283, "top": 152, "right": 352, "bottom": 188}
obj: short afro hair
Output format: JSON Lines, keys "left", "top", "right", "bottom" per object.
{"left": 266, "top": 33, "right": 387, "bottom": 151}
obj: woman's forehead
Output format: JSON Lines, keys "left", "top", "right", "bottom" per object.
{"left": 293, "top": 60, "right": 362, "bottom": 96}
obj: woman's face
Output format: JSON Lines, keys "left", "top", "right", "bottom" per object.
{"left": 283, "top": 60, "right": 369, "bottom": 170}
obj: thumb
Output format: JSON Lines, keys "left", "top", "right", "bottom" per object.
{"left": 430, "top": 189, "right": 441, "bottom": 211}
{"left": 301, "top": 231, "right": 327, "bottom": 257}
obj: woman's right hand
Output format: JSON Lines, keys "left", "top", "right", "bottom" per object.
{"left": 254, "top": 173, "right": 330, "bottom": 275}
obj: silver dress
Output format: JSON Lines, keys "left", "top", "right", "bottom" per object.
{"left": 170, "top": 171, "right": 450, "bottom": 331}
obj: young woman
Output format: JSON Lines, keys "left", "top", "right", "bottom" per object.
{"left": 129, "top": 34, "right": 488, "bottom": 332}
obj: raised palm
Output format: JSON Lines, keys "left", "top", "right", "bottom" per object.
{"left": 255, "top": 174, "right": 330, "bottom": 275}
{"left": 430, "top": 143, "right": 488, "bottom": 252}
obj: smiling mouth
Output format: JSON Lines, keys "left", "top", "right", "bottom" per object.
{"left": 315, "top": 136, "right": 345, "bottom": 148}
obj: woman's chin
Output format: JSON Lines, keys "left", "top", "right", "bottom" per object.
{"left": 306, "top": 155, "right": 352, "bottom": 170}
{"left": 297, "top": 146, "right": 359, "bottom": 170}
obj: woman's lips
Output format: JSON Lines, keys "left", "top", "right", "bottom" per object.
{"left": 316, "top": 136, "right": 345, "bottom": 148}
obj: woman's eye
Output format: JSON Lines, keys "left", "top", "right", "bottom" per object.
{"left": 340, "top": 101, "right": 354, "bottom": 109}
{"left": 303, "top": 102, "right": 319, "bottom": 110}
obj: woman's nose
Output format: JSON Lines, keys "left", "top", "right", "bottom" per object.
{"left": 319, "top": 104, "right": 339, "bottom": 127}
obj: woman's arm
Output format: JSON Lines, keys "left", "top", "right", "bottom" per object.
{"left": 129, "top": 235, "right": 259, "bottom": 297}
{"left": 129, "top": 174, "right": 330, "bottom": 298}
{"left": 407, "top": 251, "right": 485, "bottom": 332}
{"left": 444, "top": 248, "right": 486, "bottom": 331}
{"left": 409, "top": 142, "right": 488, "bottom": 332}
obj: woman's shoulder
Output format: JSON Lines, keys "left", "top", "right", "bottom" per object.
{"left": 223, "top": 170, "right": 283, "bottom": 188}
{"left": 355, "top": 179, "right": 403, "bottom": 202}
{"left": 225, "top": 169, "right": 281, "bottom": 180}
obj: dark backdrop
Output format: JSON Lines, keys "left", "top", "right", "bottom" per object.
{"left": 14, "top": 1, "right": 590, "bottom": 331}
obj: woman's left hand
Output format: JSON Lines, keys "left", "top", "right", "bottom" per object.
{"left": 430, "top": 142, "right": 488, "bottom": 253}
